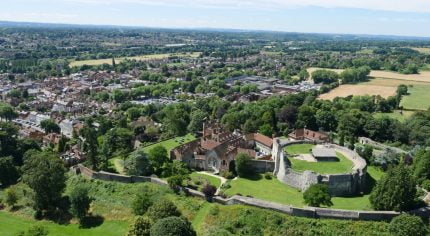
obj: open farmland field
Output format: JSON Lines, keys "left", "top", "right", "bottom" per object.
{"left": 374, "top": 110, "right": 415, "bottom": 122}
{"left": 410, "top": 47, "right": 430, "bottom": 54}
{"left": 319, "top": 79, "right": 398, "bottom": 100}
{"left": 400, "top": 84, "right": 430, "bottom": 110}
{"left": 70, "top": 52, "right": 201, "bottom": 67}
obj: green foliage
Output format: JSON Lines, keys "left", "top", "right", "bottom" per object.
{"left": 125, "top": 150, "right": 153, "bottom": 176}
{"left": 81, "top": 120, "right": 99, "bottom": 170}
{"left": 421, "top": 179, "right": 430, "bottom": 191}
{"left": 235, "top": 153, "right": 254, "bottom": 178}
{"left": 145, "top": 198, "right": 181, "bottom": 223}
{"left": 148, "top": 145, "right": 169, "bottom": 175}
{"left": 162, "top": 160, "right": 190, "bottom": 177}
{"left": 5, "top": 187, "right": 19, "bottom": 207}
{"left": 258, "top": 124, "right": 273, "bottom": 137}
{"left": 311, "top": 69, "right": 339, "bottom": 84}
{"left": 167, "top": 175, "right": 187, "bottom": 193}
{"left": 340, "top": 66, "right": 371, "bottom": 83}
{"left": 413, "top": 150, "right": 430, "bottom": 182}
{"left": 150, "top": 216, "right": 196, "bottom": 236}
{"left": 0, "top": 103, "right": 18, "bottom": 121}
{"left": 220, "top": 171, "right": 235, "bottom": 179}
{"left": 127, "top": 216, "right": 151, "bottom": 236}
{"left": 132, "top": 190, "right": 154, "bottom": 216}
{"left": 263, "top": 172, "right": 273, "bottom": 180}
{"left": 303, "top": 184, "right": 333, "bottom": 207}
{"left": 21, "top": 151, "right": 66, "bottom": 213}
{"left": 20, "top": 225, "right": 49, "bottom": 236}
{"left": 69, "top": 184, "right": 92, "bottom": 223}
{"left": 370, "top": 165, "right": 417, "bottom": 211}
{"left": 0, "top": 156, "right": 19, "bottom": 187}
{"left": 389, "top": 214, "right": 428, "bottom": 236}
{"left": 40, "top": 119, "right": 60, "bottom": 134}
{"left": 201, "top": 184, "right": 217, "bottom": 201}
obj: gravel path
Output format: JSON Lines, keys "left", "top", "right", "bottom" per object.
{"left": 197, "top": 171, "right": 227, "bottom": 195}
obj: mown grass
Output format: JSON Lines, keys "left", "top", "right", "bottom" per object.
{"left": 400, "top": 84, "right": 430, "bottom": 110}
{"left": 284, "top": 144, "right": 314, "bottom": 155}
{"left": 70, "top": 52, "right": 201, "bottom": 67}
{"left": 189, "top": 173, "right": 222, "bottom": 189}
{"left": 288, "top": 152, "right": 354, "bottom": 174}
{"left": 142, "top": 133, "right": 197, "bottom": 154}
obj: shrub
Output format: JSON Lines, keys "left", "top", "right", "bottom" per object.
{"left": 127, "top": 216, "right": 152, "bottom": 236}
{"left": 5, "top": 188, "right": 18, "bottom": 208}
{"left": 389, "top": 214, "right": 428, "bottom": 236}
{"left": 235, "top": 153, "right": 254, "bottom": 178}
{"left": 220, "top": 171, "right": 235, "bottom": 179}
{"left": 303, "top": 184, "right": 333, "bottom": 207}
{"left": 132, "top": 190, "right": 153, "bottom": 216}
{"left": 264, "top": 172, "right": 273, "bottom": 180}
{"left": 150, "top": 216, "right": 196, "bottom": 236}
{"left": 421, "top": 179, "right": 430, "bottom": 191}
{"left": 145, "top": 198, "right": 181, "bottom": 222}
{"left": 167, "top": 175, "right": 187, "bottom": 193}
{"left": 20, "top": 225, "right": 49, "bottom": 236}
{"left": 69, "top": 184, "right": 92, "bottom": 223}
{"left": 202, "top": 184, "right": 217, "bottom": 201}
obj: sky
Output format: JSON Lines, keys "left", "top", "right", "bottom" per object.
{"left": 1, "top": 0, "right": 430, "bottom": 37}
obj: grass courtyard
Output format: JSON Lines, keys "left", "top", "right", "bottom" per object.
{"left": 142, "top": 133, "right": 197, "bottom": 154}
{"left": 373, "top": 110, "right": 415, "bottom": 122}
{"left": 189, "top": 172, "right": 222, "bottom": 189}
{"left": 284, "top": 144, "right": 354, "bottom": 174}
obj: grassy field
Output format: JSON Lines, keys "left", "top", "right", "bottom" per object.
{"left": 189, "top": 172, "right": 222, "bottom": 188}
{"left": 70, "top": 52, "right": 201, "bottom": 67}
{"left": 288, "top": 152, "right": 354, "bottom": 174}
{"left": 0, "top": 212, "right": 128, "bottom": 236}
{"left": 284, "top": 143, "right": 314, "bottom": 155}
{"left": 142, "top": 133, "right": 197, "bottom": 154}
{"left": 400, "top": 84, "right": 430, "bottom": 110}
{"left": 224, "top": 175, "right": 305, "bottom": 207}
{"left": 373, "top": 110, "right": 415, "bottom": 122}
{"left": 410, "top": 47, "right": 430, "bottom": 54}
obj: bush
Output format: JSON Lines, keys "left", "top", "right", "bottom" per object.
{"left": 150, "top": 216, "right": 196, "bottom": 236}
{"left": 127, "top": 216, "right": 152, "bottom": 236}
{"left": 167, "top": 175, "right": 187, "bottom": 193}
{"left": 303, "top": 184, "right": 333, "bottom": 207}
{"left": 69, "top": 184, "right": 92, "bottom": 223}
{"left": 18, "top": 225, "right": 48, "bottom": 236}
{"left": 220, "top": 171, "right": 235, "bottom": 179}
{"left": 132, "top": 190, "right": 153, "bottom": 216}
{"left": 389, "top": 214, "right": 428, "bottom": 236}
{"left": 264, "top": 172, "right": 273, "bottom": 180}
{"left": 421, "top": 179, "right": 430, "bottom": 191}
{"left": 5, "top": 188, "right": 18, "bottom": 208}
{"left": 145, "top": 198, "right": 181, "bottom": 222}
{"left": 202, "top": 184, "right": 217, "bottom": 201}
{"left": 235, "top": 153, "right": 254, "bottom": 178}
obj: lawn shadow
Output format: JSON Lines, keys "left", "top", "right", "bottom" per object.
{"left": 243, "top": 173, "right": 262, "bottom": 181}
{"left": 80, "top": 214, "right": 105, "bottom": 229}
{"left": 363, "top": 172, "right": 376, "bottom": 195}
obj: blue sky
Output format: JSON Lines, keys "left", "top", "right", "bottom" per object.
{"left": 1, "top": 0, "right": 430, "bottom": 37}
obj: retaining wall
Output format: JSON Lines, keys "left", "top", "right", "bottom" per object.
{"left": 72, "top": 165, "right": 429, "bottom": 221}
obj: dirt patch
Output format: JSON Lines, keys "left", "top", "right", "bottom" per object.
{"left": 319, "top": 84, "right": 397, "bottom": 100}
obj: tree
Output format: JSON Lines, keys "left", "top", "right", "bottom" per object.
{"left": 81, "top": 119, "right": 99, "bottom": 170}
{"left": 370, "top": 165, "right": 416, "bottom": 211}
{"left": 413, "top": 150, "right": 430, "bottom": 182}
{"left": 235, "top": 153, "right": 254, "bottom": 178}
{"left": 389, "top": 214, "right": 428, "bottom": 236}
{"left": 145, "top": 199, "right": 181, "bottom": 223}
{"left": 187, "top": 110, "right": 207, "bottom": 133}
{"left": 259, "top": 124, "right": 273, "bottom": 137}
{"left": 296, "top": 105, "right": 318, "bottom": 130}
{"left": 150, "top": 216, "right": 196, "bottom": 236}
{"left": 311, "top": 69, "right": 339, "bottom": 84}
{"left": 148, "top": 146, "right": 169, "bottom": 175}
{"left": 167, "top": 175, "right": 186, "bottom": 193}
{"left": 125, "top": 150, "right": 153, "bottom": 176}
{"left": 202, "top": 184, "right": 217, "bottom": 201}
{"left": 0, "top": 156, "right": 19, "bottom": 187}
{"left": 0, "top": 103, "right": 18, "bottom": 121}
{"left": 21, "top": 151, "right": 66, "bottom": 214}
{"left": 127, "top": 216, "right": 151, "bottom": 236}
{"left": 69, "top": 184, "right": 92, "bottom": 224}
{"left": 132, "top": 189, "right": 153, "bottom": 216}
{"left": 5, "top": 188, "right": 18, "bottom": 208}
{"left": 303, "top": 184, "right": 333, "bottom": 207}
{"left": 40, "top": 119, "right": 60, "bottom": 134}
{"left": 127, "top": 107, "right": 141, "bottom": 121}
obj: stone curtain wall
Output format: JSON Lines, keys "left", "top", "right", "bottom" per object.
{"left": 272, "top": 140, "right": 367, "bottom": 196}
{"left": 73, "top": 165, "right": 430, "bottom": 221}
{"left": 249, "top": 159, "right": 275, "bottom": 173}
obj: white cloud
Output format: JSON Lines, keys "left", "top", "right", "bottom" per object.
{"left": 57, "top": 0, "right": 430, "bottom": 13}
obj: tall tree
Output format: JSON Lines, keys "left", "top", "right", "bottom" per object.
{"left": 81, "top": 119, "right": 99, "bottom": 170}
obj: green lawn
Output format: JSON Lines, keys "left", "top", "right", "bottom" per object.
{"left": 367, "top": 166, "right": 386, "bottom": 181}
{"left": 284, "top": 144, "right": 314, "bottom": 155}
{"left": 0, "top": 211, "right": 128, "bottom": 236}
{"left": 373, "top": 110, "right": 415, "bottom": 122}
{"left": 400, "top": 84, "right": 430, "bottom": 110}
{"left": 142, "top": 134, "right": 197, "bottom": 154}
{"left": 189, "top": 173, "right": 222, "bottom": 188}
{"left": 224, "top": 175, "right": 305, "bottom": 207}
{"left": 288, "top": 152, "right": 354, "bottom": 174}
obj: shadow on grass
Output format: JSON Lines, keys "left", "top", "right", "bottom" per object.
{"left": 80, "top": 214, "right": 105, "bottom": 229}
{"left": 242, "top": 173, "right": 262, "bottom": 181}
{"left": 363, "top": 172, "right": 376, "bottom": 195}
